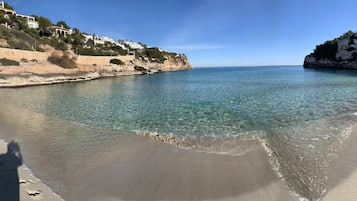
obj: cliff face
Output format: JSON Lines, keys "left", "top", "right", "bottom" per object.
{"left": 130, "top": 53, "right": 191, "bottom": 73}
{"left": 304, "top": 31, "right": 357, "bottom": 69}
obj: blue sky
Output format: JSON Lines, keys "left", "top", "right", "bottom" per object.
{"left": 6, "top": 0, "right": 357, "bottom": 67}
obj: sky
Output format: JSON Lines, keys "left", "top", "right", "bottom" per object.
{"left": 6, "top": 0, "right": 357, "bottom": 67}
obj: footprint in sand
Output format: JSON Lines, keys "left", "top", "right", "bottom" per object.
{"left": 26, "top": 189, "right": 42, "bottom": 200}
{"left": 20, "top": 179, "right": 35, "bottom": 185}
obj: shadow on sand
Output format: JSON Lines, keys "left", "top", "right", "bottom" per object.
{"left": 0, "top": 141, "right": 23, "bottom": 201}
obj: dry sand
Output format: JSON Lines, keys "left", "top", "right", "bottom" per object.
{"left": 0, "top": 62, "right": 82, "bottom": 75}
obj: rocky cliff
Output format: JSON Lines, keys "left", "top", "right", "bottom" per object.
{"left": 304, "top": 31, "right": 357, "bottom": 69}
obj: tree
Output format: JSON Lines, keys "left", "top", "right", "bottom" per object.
{"left": 4, "top": 2, "right": 14, "bottom": 10}
{"left": 38, "top": 16, "right": 52, "bottom": 29}
{"left": 38, "top": 16, "right": 53, "bottom": 37}
{"left": 56, "top": 21, "right": 70, "bottom": 29}
{"left": 31, "top": 15, "right": 40, "bottom": 21}
{"left": 70, "top": 28, "right": 85, "bottom": 46}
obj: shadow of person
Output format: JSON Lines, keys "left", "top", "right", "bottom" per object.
{"left": 0, "top": 141, "right": 23, "bottom": 201}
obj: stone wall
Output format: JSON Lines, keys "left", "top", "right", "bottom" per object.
{"left": 76, "top": 55, "right": 134, "bottom": 66}
{"left": 0, "top": 47, "right": 49, "bottom": 62}
{"left": 0, "top": 47, "right": 135, "bottom": 66}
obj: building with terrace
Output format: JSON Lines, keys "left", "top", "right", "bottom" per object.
{"left": 0, "top": 1, "right": 15, "bottom": 15}
{"left": 0, "top": 1, "right": 39, "bottom": 29}
{"left": 53, "top": 25, "right": 72, "bottom": 37}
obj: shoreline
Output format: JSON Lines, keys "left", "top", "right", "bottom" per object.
{"left": 322, "top": 123, "right": 357, "bottom": 200}
{"left": 0, "top": 68, "right": 190, "bottom": 88}
{"left": 0, "top": 47, "right": 192, "bottom": 88}
{"left": 0, "top": 105, "right": 295, "bottom": 201}
{"left": 1, "top": 104, "right": 357, "bottom": 200}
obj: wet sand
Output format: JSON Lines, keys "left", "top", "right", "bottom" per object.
{"left": 4, "top": 103, "right": 357, "bottom": 201}
{"left": 323, "top": 124, "right": 357, "bottom": 201}
{"left": 71, "top": 139, "right": 295, "bottom": 201}
{"left": 0, "top": 105, "right": 295, "bottom": 201}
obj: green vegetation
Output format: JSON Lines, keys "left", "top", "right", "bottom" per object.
{"left": 47, "top": 53, "right": 76, "bottom": 69}
{"left": 38, "top": 16, "right": 52, "bottom": 37}
{"left": 309, "top": 31, "right": 356, "bottom": 61}
{"left": 311, "top": 41, "right": 338, "bottom": 61}
{"left": 135, "top": 47, "right": 166, "bottom": 63}
{"left": 110, "top": 58, "right": 124, "bottom": 65}
{"left": 0, "top": 26, "right": 40, "bottom": 51}
{"left": 56, "top": 21, "right": 70, "bottom": 29}
{"left": 0, "top": 58, "right": 19, "bottom": 66}
{"left": 0, "top": 1, "right": 184, "bottom": 66}
{"left": 4, "top": 2, "right": 14, "bottom": 10}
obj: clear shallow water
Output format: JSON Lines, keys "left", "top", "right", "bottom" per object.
{"left": 1, "top": 66, "right": 357, "bottom": 200}
{"left": 1, "top": 66, "right": 357, "bottom": 137}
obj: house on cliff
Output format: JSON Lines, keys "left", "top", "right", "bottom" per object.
{"left": 0, "top": 0, "right": 39, "bottom": 29}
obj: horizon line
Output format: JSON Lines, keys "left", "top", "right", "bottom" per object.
{"left": 192, "top": 64, "right": 303, "bottom": 68}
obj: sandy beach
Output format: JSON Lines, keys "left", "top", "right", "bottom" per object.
{"left": 322, "top": 125, "right": 357, "bottom": 201}
{"left": 0, "top": 139, "right": 63, "bottom": 201}
{"left": 0, "top": 104, "right": 295, "bottom": 201}
{"left": 1, "top": 104, "right": 357, "bottom": 201}
{"left": 71, "top": 138, "right": 295, "bottom": 201}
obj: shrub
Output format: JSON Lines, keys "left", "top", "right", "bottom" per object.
{"left": 7, "top": 38, "right": 33, "bottom": 51}
{"left": 142, "top": 48, "right": 165, "bottom": 63}
{"left": 47, "top": 53, "right": 77, "bottom": 69}
{"left": 110, "top": 58, "right": 125, "bottom": 65}
{"left": 20, "top": 58, "right": 29, "bottom": 63}
{"left": 311, "top": 41, "right": 338, "bottom": 61}
{"left": 48, "top": 38, "right": 68, "bottom": 51}
{"left": 0, "top": 58, "right": 19, "bottom": 66}
{"left": 309, "top": 31, "right": 357, "bottom": 61}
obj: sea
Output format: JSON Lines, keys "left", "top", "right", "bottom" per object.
{"left": 0, "top": 65, "right": 357, "bottom": 200}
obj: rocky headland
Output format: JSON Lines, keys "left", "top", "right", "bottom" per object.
{"left": 0, "top": 47, "right": 191, "bottom": 87}
{"left": 304, "top": 31, "right": 357, "bottom": 69}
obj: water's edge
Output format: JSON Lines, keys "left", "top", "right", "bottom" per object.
{"left": 137, "top": 116, "right": 355, "bottom": 201}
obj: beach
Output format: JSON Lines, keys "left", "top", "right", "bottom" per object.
{"left": 1, "top": 103, "right": 357, "bottom": 200}
{"left": 1, "top": 66, "right": 357, "bottom": 201}
{"left": 0, "top": 104, "right": 294, "bottom": 201}
{"left": 0, "top": 139, "right": 63, "bottom": 201}
{"left": 323, "top": 125, "right": 357, "bottom": 201}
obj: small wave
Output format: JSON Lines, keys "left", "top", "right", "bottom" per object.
{"left": 136, "top": 131, "right": 265, "bottom": 156}
{"left": 136, "top": 116, "right": 354, "bottom": 201}
{"left": 265, "top": 118, "right": 353, "bottom": 201}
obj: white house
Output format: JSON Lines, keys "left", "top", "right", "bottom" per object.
{"left": 83, "top": 34, "right": 118, "bottom": 46}
{"left": 0, "top": 1, "right": 39, "bottom": 29}
{"left": 53, "top": 25, "right": 72, "bottom": 37}
{"left": 15, "top": 13, "right": 39, "bottom": 29}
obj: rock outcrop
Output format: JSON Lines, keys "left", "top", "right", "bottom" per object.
{"left": 304, "top": 31, "right": 357, "bottom": 69}
{"left": 0, "top": 47, "right": 191, "bottom": 87}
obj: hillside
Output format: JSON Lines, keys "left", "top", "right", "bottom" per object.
{"left": 304, "top": 31, "right": 357, "bottom": 69}
{"left": 0, "top": 2, "right": 191, "bottom": 87}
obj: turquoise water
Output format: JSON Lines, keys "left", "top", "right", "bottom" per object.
{"left": 1, "top": 66, "right": 357, "bottom": 137}
{"left": 1, "top": 66, "right": 357, "bottom": 200}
